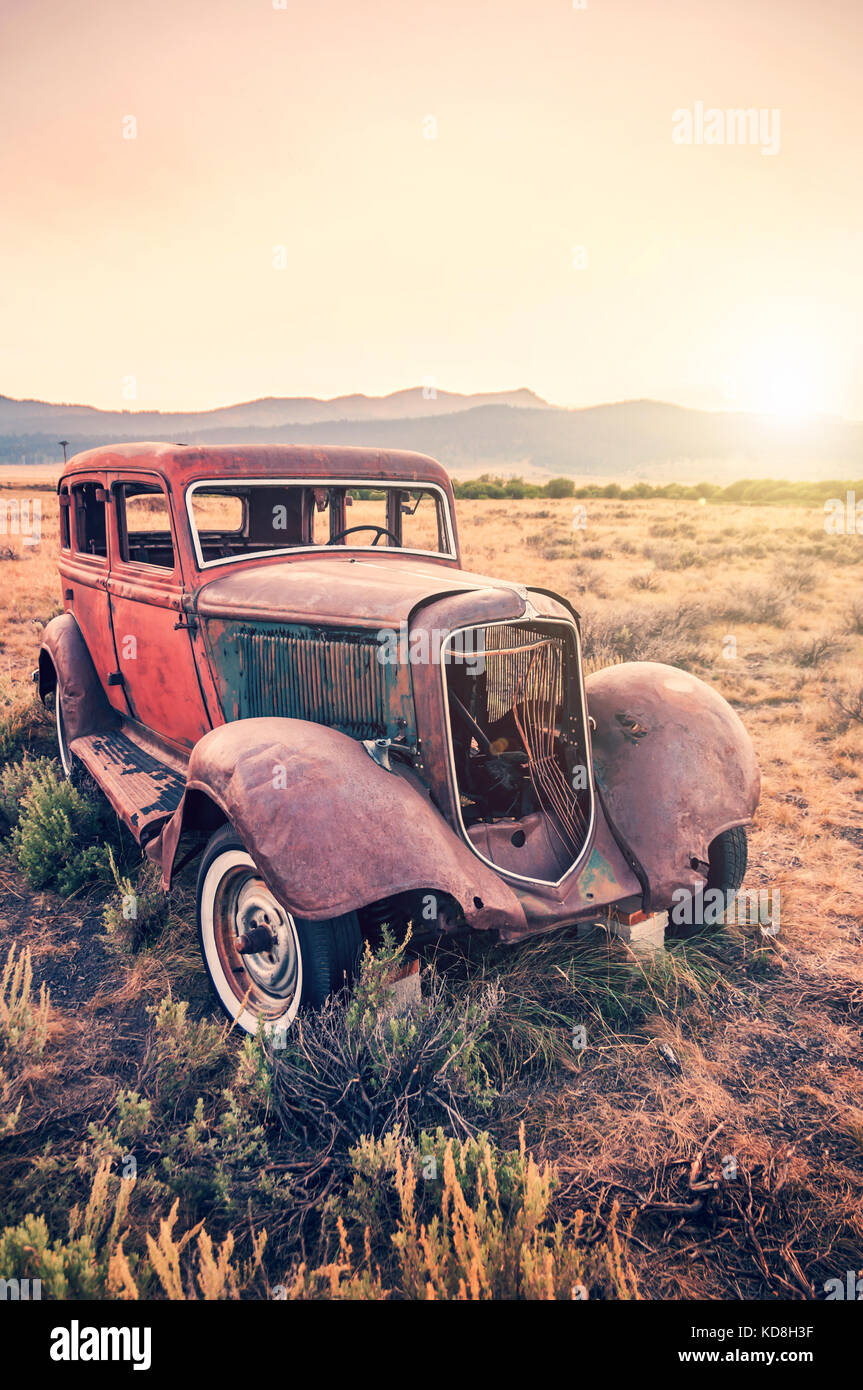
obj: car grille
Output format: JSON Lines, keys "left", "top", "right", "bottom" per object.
{"left": 466, "top": 622, "right": 589, "bottom": 860}
{"left": 483, "top": 623, "right": 565, "bottom": 723}
{"left": 235, "top": 625, "right": 409, "bottom": 742}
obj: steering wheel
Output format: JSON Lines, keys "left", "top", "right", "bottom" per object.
{"left": 327, "top": 524, "right": 401, "bottom": 547}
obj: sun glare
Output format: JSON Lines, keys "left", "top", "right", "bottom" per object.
{"left": 746, "top": 342, "right": 826, "bottom": 422}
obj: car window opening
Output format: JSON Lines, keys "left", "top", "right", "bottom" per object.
{"left": 115, "top": 482, "right": 176, "bottom": 570}
{"left": 187, "top": 481, "right": 452, "bottom": 567}
{"left": 71, "top": 482, "right": 107, "bottom": 558}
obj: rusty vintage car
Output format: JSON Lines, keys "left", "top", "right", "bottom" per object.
{"left": 39, "top": 443, "right": 760, "bottom": 1035}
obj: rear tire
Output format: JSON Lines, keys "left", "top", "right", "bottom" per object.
{"left": 55, "top": 688, "right": 77, "bottom": 781}
{"left": 196, "top": 824, "right": 362, "bottom": 1037}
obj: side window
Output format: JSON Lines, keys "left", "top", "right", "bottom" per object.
{"left": 72, "top": 482, "right": 107, "bottom": 559}
{"left": 116, "top": 483, "right": 176, "bottom": 570}
{"left": 59, "top": 487, "right": 71, "bottom": 550}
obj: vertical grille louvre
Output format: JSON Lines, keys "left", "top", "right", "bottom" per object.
{"left": 483, "top": 623, "right": 565, "bottom": 725}
{"left": 509, "top": 637, "right": 586, "bottom": 858}
{"left": 237, "top": 626, "right": 396, "bottom": 740}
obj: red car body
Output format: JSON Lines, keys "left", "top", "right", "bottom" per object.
{"left": 38, "top": 442, "right": 760, "bottom": 1033}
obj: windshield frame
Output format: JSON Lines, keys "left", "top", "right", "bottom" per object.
{"left": 184, "top": 476, "right": 458, "bottom": 571}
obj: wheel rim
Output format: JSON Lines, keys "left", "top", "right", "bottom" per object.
{"left": 203, "top": 850, "right": 302, "bottom": 1029}
{"left": 55, "top": 693, "right": 73, "bottom": 778}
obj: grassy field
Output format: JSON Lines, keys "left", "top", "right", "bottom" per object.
{"left": 1, "top": 482, "right": 862, "bottom": 1299}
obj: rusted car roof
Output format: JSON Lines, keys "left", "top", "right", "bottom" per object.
{"left": 60, "top": 442, "right": 453, "bottom": 490}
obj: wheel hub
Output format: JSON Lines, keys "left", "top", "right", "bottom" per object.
{"left": 237, "top": 923, "right": 275, "bottom": 955}
{"left": 232, "top": 878, "right": 297, "bottom": 996}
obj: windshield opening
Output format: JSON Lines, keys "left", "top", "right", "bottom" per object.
{"left": 186, "top": 479, "right": 454, "bottom": 568}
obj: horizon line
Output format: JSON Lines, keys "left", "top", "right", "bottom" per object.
{"left": 0, "top": 386, "right": 856, "bottom": 427}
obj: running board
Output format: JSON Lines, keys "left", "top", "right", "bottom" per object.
{"left": 69, "top": 729, "right": 186, "bottom": 842}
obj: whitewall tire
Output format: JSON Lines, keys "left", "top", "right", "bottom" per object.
{"left": 196, "top": 824, "right": 362, "bottom": 1039}
{"left": 55, "top": 689, "right": 74, "bottom": 779}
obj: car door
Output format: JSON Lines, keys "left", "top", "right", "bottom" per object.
{"left": 106, "top": 473, "right": 213, "bottom": 751}
{"left": 61, "top": 475, "right": 130, "bottom": 718}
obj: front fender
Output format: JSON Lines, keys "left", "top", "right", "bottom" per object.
{"left": 586, "top": 662, "right": 760, "bottom": 911}
{"left": 157, "top": 717, "right": 527, "bottom": 936}
{"left": 38, "top": 613, "right": 119, "bottom": 742}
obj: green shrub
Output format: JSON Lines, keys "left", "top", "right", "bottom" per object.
{"left": 102, "top": 851, "right": 168, "bottom": 953}
{"left": 0, "top": 1162, "right": 137, "bottom": 1299}
{"left": 450, "top": 475, "right": 863, "bottom": 508}
{"left": 87, "top": 1089, "right": 153, "bottom": 1164}
{"left": 545, "top": 477, "right": 575, "bottom": 498}
{"left": 0, "top": 755, "right": 52, "bottom": 837}
{"left": 10, "top": 763, "right": 114, "bottom": 894}
{"left": 0, "top": 1164, "right": 270, "bottom": 1300}
{"left": 148, "top": 996, "right": 229, "bottom": 1115}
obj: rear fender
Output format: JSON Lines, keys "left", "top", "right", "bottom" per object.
{"left": 586, "top": 662, "right": 760, "bottom": 911}
{"left": 156, "top": 717, "right": 527, "bottom": 935}
{"left": 38, "top": 613, "right": 120, "bottom": 742}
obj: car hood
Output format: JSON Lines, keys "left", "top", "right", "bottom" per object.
{"left": 193, "top": 555, "right": 532, "bottom": 628}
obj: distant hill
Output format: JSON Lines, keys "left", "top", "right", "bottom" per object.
{"left": 0, "top": 386, "right": 549, "bottom": 434}
{"left": 1, "top": 389, "right": 861, "bottom": 481}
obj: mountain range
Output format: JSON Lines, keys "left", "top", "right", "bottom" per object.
{"left": 2, "top": 388, "right": 861, "bottom": 481}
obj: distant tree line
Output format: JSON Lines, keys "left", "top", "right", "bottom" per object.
{"left": 451, "top": 474, "right": 863, "bottom": 506}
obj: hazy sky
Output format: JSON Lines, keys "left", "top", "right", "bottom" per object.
{"left": 1, "top": 0, "right": 861, "bottom": 416}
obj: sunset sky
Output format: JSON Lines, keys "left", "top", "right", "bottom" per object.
{"left": 1, "top": 0, "right": 860, "bottom": 417}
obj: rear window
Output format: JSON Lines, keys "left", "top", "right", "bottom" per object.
{"left": 71, "top": 482, "right": 107, "bottom": 559}
{"left": 186, "top": 480, "right": 454, "bottom": 568}
{"left": 59, "top": 487, "right": 71, "bottom": 549}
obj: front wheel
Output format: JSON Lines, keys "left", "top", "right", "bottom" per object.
{"left": 667, "top": 826, "right": 749, "bottom": 937}
{"left": 706, "top": 825, "right": 748, "bottom": 899}
{"left": 196, "top": 824, "right": 362, "bottom": 1037}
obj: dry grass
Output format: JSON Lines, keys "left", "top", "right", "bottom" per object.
{"left": 1, "top": 483, "right": 862, "bottom": 1299}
